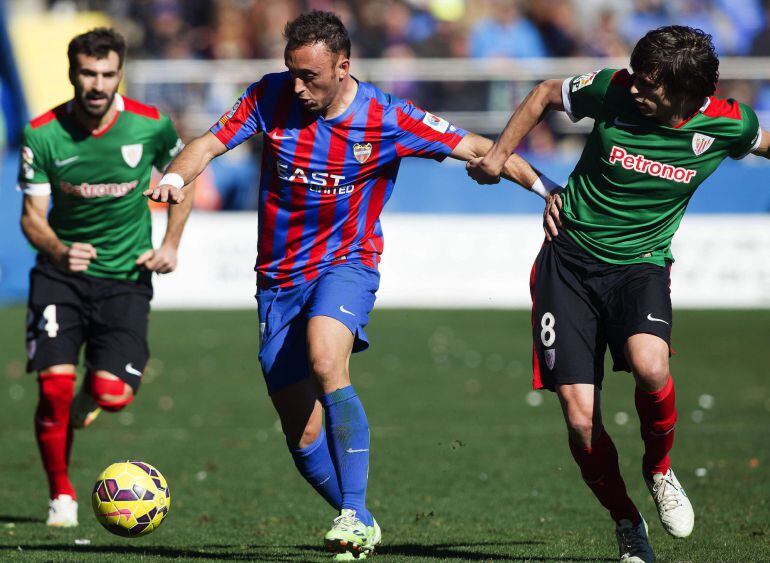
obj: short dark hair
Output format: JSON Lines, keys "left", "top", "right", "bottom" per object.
{"left": 67, "top": 27, "right": 127, "bottom": 70}
{"left": 630, "top": 25, "right": 719, "bottom": 103}
{"left": 283, "top": 11, "right": 351, "bottom": 59}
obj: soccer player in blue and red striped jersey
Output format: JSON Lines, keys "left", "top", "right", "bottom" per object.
{"left": 146, "top": 11, "right": 557, "bottom": 559}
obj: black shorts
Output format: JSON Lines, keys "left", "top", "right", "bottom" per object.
{"left": 25, "top": 260, "right": 153, "bottom": 392}
{"left": 530, "top": 231, "right": 672, "bottom": 391}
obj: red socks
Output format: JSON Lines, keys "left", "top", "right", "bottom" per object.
{"left": 635, "top": 375, "right": 677, "bottom": 477}
{"left": 90, "top": 373, "right": 134, "bottom": 411}
{"left": 35, "top": 372, "right": 76, "bottom": 499}
{"left": 569, "top": 428, "right": 639, "bottom": 524}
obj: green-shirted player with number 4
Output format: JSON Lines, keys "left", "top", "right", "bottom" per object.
{"left": 468, "top": 26, "right": 770, "bottom": 562}
{"left": 18, "top": 28, "right": 193, "bottom": 528}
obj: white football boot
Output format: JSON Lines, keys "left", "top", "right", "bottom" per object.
{"left": 645, "top": 468, "right": 694, "bottom": 538}
{"left": 46, "top": 494, "right": 78, "bottom": 527}
{"left": 615, "top": 515, "right": 655, "bottom": 563}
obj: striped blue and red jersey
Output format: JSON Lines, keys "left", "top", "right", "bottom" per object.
{"left": 210, "top": 72, "right": 467, "bottom": 288}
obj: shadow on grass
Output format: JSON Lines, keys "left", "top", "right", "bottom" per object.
{"left": 0, "top": 515, "right": 45, "bottom": 524}
{"left": 0, "top": 541, "right": 615, "bottom": 561}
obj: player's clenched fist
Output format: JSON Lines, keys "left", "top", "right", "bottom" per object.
{"left": 56, "top": 242, "right": 97, "bottom": 272}
{"left": 143, "top": 184, "right": 185, "bottom": 204}
{"left": 135, "top": 245, "right": 178, "bottom": 274}
{"left": 466, "top": 156, "right": 502, "bottom": 184}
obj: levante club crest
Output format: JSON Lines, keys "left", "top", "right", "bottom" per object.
{"left": 353, "top": 142, "right": 372, "bottom": 164}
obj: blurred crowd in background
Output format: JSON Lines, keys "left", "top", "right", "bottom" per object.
{"left": 39, "top": 0, "right": 770, "bottom": 60}
{"left": 14, "top": 0, "right": 770, "bottom": 210}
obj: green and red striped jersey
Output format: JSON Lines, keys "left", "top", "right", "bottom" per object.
{"left": 561, "top": 68, "right": 761, "bottom": 266}
{"left": 19, "top": 94, "right": 182, "bottom": 280}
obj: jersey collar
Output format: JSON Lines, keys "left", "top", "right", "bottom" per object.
{"left": 672, "top": 97, "right": 710, "bottom": 129}
{"left": 67, "top": 93, "right": 123, "bottom": 137}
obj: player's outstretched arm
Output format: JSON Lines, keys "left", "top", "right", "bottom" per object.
{"left": 468, "top": 79, "right": 565, "bottom": 184}
{"left": 20, "top": 194, "right": 97, "bottom": 272}
{"left": 451, "top": 132, "right": 563, "bottom": 237}
{"left": 144, "top": 132, "right": 226, "bottom": 204}
{"left": 452, "top": 132, "right": 562, "bottom": 197}
{"left": 135, "top": 181, "right": 196, "bottom": 274}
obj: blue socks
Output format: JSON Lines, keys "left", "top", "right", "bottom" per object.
{"left": 321, "top": 385, "right": 373, "bottom": 526}
{"left": 289, "top": 428, "right": 342, "bottom": 510}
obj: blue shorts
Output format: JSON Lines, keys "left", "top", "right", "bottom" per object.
{"left": 256, "top": 262, "right": 380, "bottom": 395}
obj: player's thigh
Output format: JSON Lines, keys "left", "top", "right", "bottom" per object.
{"left": 257, "top": 285, "right": 313, "bottom": 395}
{"left": 531, "top": 243, "right": 605, "bottom": 390}
{"left": 86, "top": 280, "right": 152, "bottom": 394}
{"left": 606, "top": 263, "right": 672, "bottom": 373}
{"left": 26, "top": 265, "right": 86, "bottom": 373}
{"left": 306, "top": 262, "right": 380, "bottom": 353}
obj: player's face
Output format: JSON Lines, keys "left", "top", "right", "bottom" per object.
{"left": 285, "top": 43, "right": 348, "bottom": 113}
{"left": 70, "top": 51, "right": 123, "bottom": 118}
{"left": 629, "top": 71, "right": 676, "bottom": 118}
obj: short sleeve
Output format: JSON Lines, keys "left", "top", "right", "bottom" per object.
{"left": 562, "top": 68, "right": 617, "bottom": 122}
{"left": 729, "top": 103, "right": 762, "bottom": 159}
{"left": 210, "top": 80, "right": 265, "bottom": 150}
{"left": 18, "top": 126, "right": 51, "bottom": 195}
{"left": 393, "top": 103, "right": 467, "bottom": 161}
{"left": 153, "top": 114, "right": 184, "bottom": 171}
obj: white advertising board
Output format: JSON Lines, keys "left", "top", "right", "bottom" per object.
{"left": 152, "top": 213, "right": 770, "bottom": 309}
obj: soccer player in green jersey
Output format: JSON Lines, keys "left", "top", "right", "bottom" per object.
{"left": 468, "top": 26, "right": 770, "bottom": 562}
{"left": 18, "top": 28, "right": 193, "bottom": 527}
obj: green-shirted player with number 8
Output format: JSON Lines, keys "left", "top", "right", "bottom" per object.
{"left": 18, "top": 28, "right": 194, "bottom": 528}
{"left": 468, "top": 26, "right": 770, "bottom": 562}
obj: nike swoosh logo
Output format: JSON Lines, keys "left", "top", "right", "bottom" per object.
{"left": 613, "top": 118, "right": 639, "bottom": 128}
{"left": 339, "top": 305, "right": 356, "bottom": 316}
{"left": 270, "top": 132, "right": 293, "bottom": 140}
{"left": 646, "top": 313, "right": 670, "bottom": 325}
{"left": 54, "top": 155, "right": 80, "bottom": 167}
{"left": 125, "top": 363, "right": 143, "bottom": 376}
{"left": 345, "top": 448, "right": 368, "bottom": 453}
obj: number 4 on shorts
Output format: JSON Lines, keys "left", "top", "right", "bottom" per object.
{"left": 40, "top": 305, "right": 60, "bottom": 338}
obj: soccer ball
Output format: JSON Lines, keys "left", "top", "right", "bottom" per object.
{"left": 91, "top": 460, "right": 171, "bottom": 537}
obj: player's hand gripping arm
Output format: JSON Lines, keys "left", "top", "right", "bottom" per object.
{"left": 450, "top": 132, "right": 563, "bottom": 237}
{"left": 467, "top": 79, "right": 565, "bottom": 184}
{"left": 143, "top": 132, "right": 227, "bottom": 204}
{"left": 20, "top": 194, "right": 97, "bottom": 272}
{"left": 135, "top": 181, "right": 196, "bottom": 274}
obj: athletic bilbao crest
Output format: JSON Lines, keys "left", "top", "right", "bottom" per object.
{"left": 121, "top": 144, "right": 143, "bottom": 168}
{"left": 545, "top": 349, "right": 556, "bottom": 370}
{"left": 353, "top": 142, "right": 372, "bottom": 164}
{"left": 691, "top": 133, "right": 715, "bottom": 156}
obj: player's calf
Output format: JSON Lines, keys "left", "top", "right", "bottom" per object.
{"left": 71, "top": 371, "right": 134, "bottom": 429}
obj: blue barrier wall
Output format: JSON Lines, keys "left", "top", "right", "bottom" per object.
{"left": 2, "top": 150, "right": 769, "bottom": 303}
{"left": 1, "top": 152, "right": 35, "bottom": 304}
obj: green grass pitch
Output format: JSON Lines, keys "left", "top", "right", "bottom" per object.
{"left": 0, "top": 307, "right": 768, "bottom": 561}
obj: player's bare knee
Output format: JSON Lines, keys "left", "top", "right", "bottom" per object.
{"left": 90, "top": 371, "right": 134, "bottom": 412}
{"left": 632, "top": 356, "right": 669, "bottom": 391}
{"left": 308, "top": 354, "right": 344, "bottom": 386}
